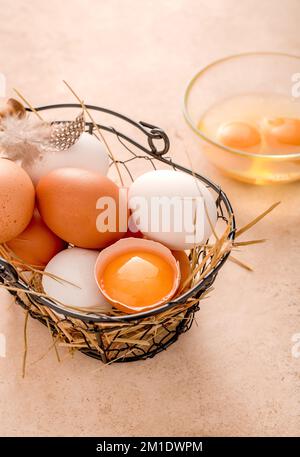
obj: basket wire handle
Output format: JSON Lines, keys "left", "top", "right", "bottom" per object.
{"left": 26, "top": 104, "right": 170, "bottom": 157}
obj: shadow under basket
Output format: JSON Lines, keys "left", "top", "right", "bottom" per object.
{"left": 0, "top": 104, "right": 236, "bottom": 364}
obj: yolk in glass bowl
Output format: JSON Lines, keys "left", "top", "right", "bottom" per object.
{"left": 262, "top": 117, "right": 300, "bottom": 146}
{"left": 217, "top": 121, "right": 261, "bottom": 150}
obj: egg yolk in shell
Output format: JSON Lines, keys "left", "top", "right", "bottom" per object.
{"left": 101, "top": 250, "right": 176, "bottom": 309}
{"left": 217, "top": 121, "right": 261, "bottom": 150}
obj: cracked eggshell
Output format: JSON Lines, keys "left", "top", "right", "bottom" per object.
{"left": 94, "top": 237, "right": 180, "bottom": 314}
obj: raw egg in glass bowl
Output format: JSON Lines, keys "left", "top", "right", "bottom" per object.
{"left": 183, "top": 52, "right": 300, "bottom": 184}
{"left": 94, "top": 238, "right": 180, "bottom": 314}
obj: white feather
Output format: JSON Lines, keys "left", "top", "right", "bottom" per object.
{"left": 0, "top": 115, "right": 53, "bottom": 167}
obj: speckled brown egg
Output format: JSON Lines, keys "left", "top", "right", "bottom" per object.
{"left": 36, "top": 168, "right": 127, "bottom": 249}
{"left": 0, "top": 159, "right": 35, "bottom": 243}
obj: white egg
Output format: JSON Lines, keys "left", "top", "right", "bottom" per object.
{"left": 42, "top": 247, "right": 112, "bottom": 313}
{"left": 25, "top": 132, "right": 109, "bottom": 185}
{"left": 128, "top": 170, "right": 218, "bottom": 250}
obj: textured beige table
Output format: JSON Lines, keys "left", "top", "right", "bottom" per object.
{"left": 0, "top": 0, "right": 299, "bottom": 437}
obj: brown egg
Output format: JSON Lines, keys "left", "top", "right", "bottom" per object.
{"left": 0, "top": 98, "right": 26, "bottom": 120}
{"left": 172, "top": 250, "right": 191, "bottom": 293}
{"left": 36, "top": 168, "right": 127, "bottom": 249}
{"left": 0, "top": 159, "right": 35, "bottom": 243}
{"left": 6, "top": 209, "right": 66, "bottom": 267}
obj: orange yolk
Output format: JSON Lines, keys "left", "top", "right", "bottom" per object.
{"left": 263, "top": 118, "right": 300, "bottom": 146}
{"left": 217, "top": 121, "right": 261, "bottom": 149}
{"left": 101, "top": 250, "right": 176, "bottom": 308}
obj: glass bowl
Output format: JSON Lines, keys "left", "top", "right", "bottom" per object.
{"left": 183, "top": 52, "right": 300, "bottom": 184}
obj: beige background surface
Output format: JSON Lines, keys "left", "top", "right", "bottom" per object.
{"left": 0, "top": 0, "right": 299, "bottom": 437}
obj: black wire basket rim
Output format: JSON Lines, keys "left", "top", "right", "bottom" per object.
{"left": 1, "top": 103, "right": 236, "bottom": 323}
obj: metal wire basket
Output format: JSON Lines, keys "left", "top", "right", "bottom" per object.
{"left": 0, "top": 104, "right": 236, "bottom": 363}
